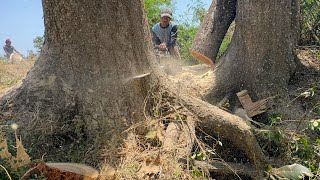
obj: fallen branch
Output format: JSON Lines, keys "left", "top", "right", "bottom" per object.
{"left": 163, "top": 122, "right": 180, "bottom": 151}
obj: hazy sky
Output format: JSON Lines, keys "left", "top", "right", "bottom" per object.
{"left": 0, "top": 0, "right": 211, "bottom": 56}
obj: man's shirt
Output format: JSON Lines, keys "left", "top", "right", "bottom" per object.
{"left": 3, "top": 45, "right": 15, "bottom": 57}
{"left": 151, "top": 22, "right": 178, "bottom": 48}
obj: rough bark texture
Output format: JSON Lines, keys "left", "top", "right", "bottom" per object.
{"left": 192, "top": 0, "right": 237, "bottom": 62}
{"left": 0, "top": 0, "right": 158, "bottom": 164}
{"left": 194, "top": 0, "right": 300, "bottom": 101}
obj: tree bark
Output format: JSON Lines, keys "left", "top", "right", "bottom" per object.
{"left": 194, "top": 0, "right": 300, "bottom": 101}
{"left": 192, "top": 0, "right": 237, "bottom": 62}
{"left": 0, "top": 0, "right": 159, "bottom": 164}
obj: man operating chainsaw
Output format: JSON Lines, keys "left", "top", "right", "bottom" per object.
{"left": 151, "top": 8, "right": 181, "bottom": 61}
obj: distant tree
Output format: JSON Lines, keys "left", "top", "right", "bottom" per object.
{"left": 144, "top": 0, "right": 172, "bottom": 26}
{"left": 33, "top": 36, "right": 44, "bottom": 53}
{"left": 27, "top": 50, "right": 37, "bottom": 61}
{"left": 178, "top": 23, "right": 198, "bottom": 64}
{"left": 189, "top": 0, "right": 206, "bottom": 23}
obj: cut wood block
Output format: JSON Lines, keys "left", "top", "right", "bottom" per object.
{"left": 46, "top": 163, "right": 99, "bottom": 179}
{"left": 236, "top": 90, "right": 268, "bottom": 117}
{"left": 21, "top": 162, "right": 100, "bottom": 180}
{"left": 190, "top": 50, "right": 214, "bottom": 67}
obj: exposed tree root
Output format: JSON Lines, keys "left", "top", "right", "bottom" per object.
{"left": 163, "top": 122, "right": 180, "bottom": 151}
{"left": 113, "top": 87, "right": 269, "bottom": 179}
{"left": 179, "top": 94, "right": 268, "bottom": 168}
{"left": 194, "top": 160, "right": 263, "bottom": 179}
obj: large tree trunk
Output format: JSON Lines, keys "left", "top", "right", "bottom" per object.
{"left": 193, "top": 0, "right": 300, "bottom": 101}
{"left": 192, "top": 0, "right": 237, "bottom": 62}
{"left": 0, "top": 0, "right": 158, "bottom": 164}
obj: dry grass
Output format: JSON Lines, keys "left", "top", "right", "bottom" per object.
{"left": 0, "top": 126, "right": 31, "bottom": 178}
{"left": 99, "top": 90, "right": 216, "bottom": 179}
{"left": 0, "top": 60, "right": 34, "bottom": 96}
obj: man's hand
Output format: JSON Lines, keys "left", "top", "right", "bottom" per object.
{"left": 159, "top": 43, "right": 167, "bottom": 51}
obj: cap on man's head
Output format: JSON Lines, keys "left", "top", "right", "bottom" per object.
{"left": 161, "top": 7, "right": 173, "bottom": 19}
{"left": 5, "top": 39, "right": 11, "bottom": 44}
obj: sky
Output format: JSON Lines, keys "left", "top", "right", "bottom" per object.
{"left": 0, "top": 0, "right": 211, "bottom": 56}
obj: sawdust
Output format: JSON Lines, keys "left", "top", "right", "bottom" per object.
{"left": 167, "top": 64, "right": 215, "bottom": 98}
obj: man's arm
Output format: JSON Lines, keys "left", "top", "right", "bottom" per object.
{"left": 12, "top": 46, "right": 22, "bottom": 55}
{"left": 151, "top": 30, "right": 161, "bottom": 46}
{"left": 3, "top": 46, "right": 9, "bottom": 56}
{"left": 169, "top": 25, "right": 178, "bottom": 47}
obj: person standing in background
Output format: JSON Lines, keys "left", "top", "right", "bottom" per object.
{"left": 3, "top": 39, "right": 23, "bottom": 62}
{"left": 3, "top": 39, "right": 22, "bottom": 60}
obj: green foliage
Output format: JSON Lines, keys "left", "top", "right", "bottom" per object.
{"left": 261, "top": 110, "right": 320, "bottom": 176}
{"left": 269, "top": 114, "right": 283, "bottom": 127}
{"left": 26, "top": 50, "right": 38, "bottom": 61}
{"left": 217, "top": 27, "right": 234, "bottom": 60}
{"left": 192, "top": 7, "right": 206, "bottom": 23}
{"left": 177, "top": 0, "right": 208, "bottom": 65}
{"left": 316, "top": 50, "right": 320, "bottom": 60}
{"left": 0, "top": 130, "right": 30, "bottom": 180}
{"left": 178, "top": 23, "right": 199, "bottom": 65}
{"left": 188, "top": 149, "right": 216, "bottom": 162}
{"left": 290, "top": 134, "right": 316, "bottom": 162}
{"left": 144, "top": 0, "right": 172, "bottom": 27}
{"left": 189, "top": 151, "right": 207, "bottom": 161}
{"left": 300, "top": 0, "right": 320, "bottom": 45}
{"left": 187, "top": 0, "right": 206, "bottom": 24}
{"left": 257, "top": 111, "right": 320, "bottom": 178}
{"left": 309, "top": 119, "right": 320, "bottom": 131}
{"left": 190, "top": 166, "right": 207, "bottom": 179}
{"left": 33, "top": 36, "right": 44, "bottom": 53}
{"left": 300, "top": 85, "right": 317, "bottom": 98}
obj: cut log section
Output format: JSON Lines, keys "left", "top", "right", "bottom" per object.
{"left": 190, "top": 50, "right": 215, "bottom": 67}
{"left": 236, "top": 90, "right": 268, "bottom": 117}
{"left": 21, "top": 163, "right": 100, "bottom": 180}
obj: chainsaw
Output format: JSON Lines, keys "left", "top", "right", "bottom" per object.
{"left": 154, "top": 45, "right": 171, "bottom": 63}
